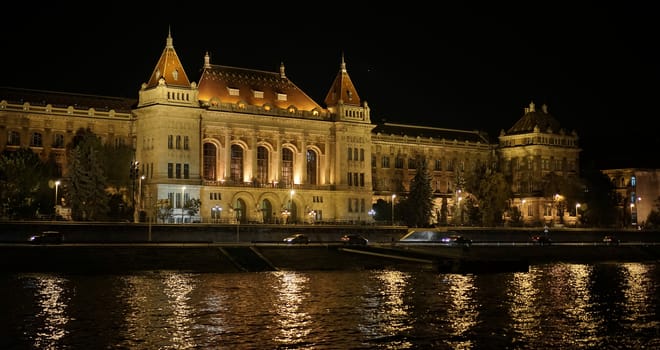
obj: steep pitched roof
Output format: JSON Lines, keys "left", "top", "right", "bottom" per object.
{"left": 0, "top": 86, "right": 136, "bottom": 112}
{"left": 372, "top": 123, "right": 490, "bottom": 144}
{"left": 144, "top": 29, "right": 191, "bottom": 89}
{"left": 197, "top": 56, "right": 322, "bottom": 111}
{"left": 324, "top": 54, "right": 361, "bottom": 107}
{"left": 506, "top": 101, "right": 563, "bottom": 135}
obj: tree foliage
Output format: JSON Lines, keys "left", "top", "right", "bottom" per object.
{"left": 66, "top": 128, "right": 110, "bottom": 220}
{"left": 0, "top": 148, "right": 52, "bottom": 218}
{"left": 401, "top": 158, "right": 434, "bottom": 227}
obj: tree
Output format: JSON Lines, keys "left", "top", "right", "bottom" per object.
{"left": 402, "top": 158, "right": 434, "bottom": 227}
{"left": 184, "top": 198, "right": 202, "bottom": 221}
{"left": 645, "top": 196, "right": 660, "bottom": 229}
{"left": 579, "top": 164, "right": 619, "bottom": 227}
{"left": 0, "top": 148, "right": 51, "bottom": 219}
{"left": 66, "top": 128, "right": 110, "bottom": 221}
{"left": 465, "top": 163, "right": 512, "bottom": 227}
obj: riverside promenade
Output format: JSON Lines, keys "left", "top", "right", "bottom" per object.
{"left": 1, "top": 221, "right": 659, "bottom": 274}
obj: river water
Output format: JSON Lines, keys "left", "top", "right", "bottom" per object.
{"left": 1, "top": 262, "right": 659, "bottom": 349}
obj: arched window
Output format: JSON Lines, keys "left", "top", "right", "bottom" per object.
{"left": 306, "top": 149, "right": 317, "bottom": 185}
{"left": 203, "top": 143, "right": 217, "bottom": 180}
{"left": 230, "top": 144, "right": 244, "bottom": 183}
{"left": 281, "top": 148, "right": 293, "bottom": 186}
{"left": 257, "top": 146, "right": 269, "bottom": 184}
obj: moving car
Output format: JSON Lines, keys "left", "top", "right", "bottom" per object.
{"left": 28, "top": 231, "right": 63, "bottom": 244}
{"left": 283, "top": 233, "right": 309, "bottom": 244}
{"left": 603, "top": 235, "right": 620, "bottom": 245}
{"left": 531, "top": 235, "right": 552, "bottom": 246}
{"left": 440, "top": 235, "right": 472, "bottom": 247}
{"left": 340, "top": 234, "right": 368, "bottom": 245}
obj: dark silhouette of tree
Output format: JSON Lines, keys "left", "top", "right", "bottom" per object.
{"left": 465, "top": 163, "right": 512, "bottom": 227}
{"left": 66, "top": 128, "right": 109, "bottom": 220}
{"left": 402, "top": 158, "right": 434, "bottom": 227}
{"left": 645, "top": 196, "right": 660, "bottom": 229}
{"left": 0, "top": 148, "right": 51, "bottom": 219}
{"left": 579, "top": 163, "right": 618, "bottom": 227}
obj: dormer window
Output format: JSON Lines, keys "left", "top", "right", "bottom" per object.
{"left": 277, "top": 93, "right": 287, "bottom": 101}
{"left": 172, "top": 69, "right": 179, "bottom": 81}
{"left": 228, "top": 87, "right": 240, "bottom": 96}
{"left": 253, "top": 90, "right": 264, "bottom": 99}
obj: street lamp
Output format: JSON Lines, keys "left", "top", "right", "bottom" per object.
{"left": 181, "top": 186, "right": 186, "bottom": 224}
{"left": 575, "top": 203, "right": 581, "bottom": 226}
{"left": 289, "top": 189, "right": 295, "bottom": 224}
{"left": 54, "top": 180, "right": 60, "bottom": 216}
{"left": 368, "top": 208, "right": 376, "bottom": 223}
{"left": 391, "top": 194, "right": 396, "bottom": 225}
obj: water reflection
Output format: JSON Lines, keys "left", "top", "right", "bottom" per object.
{"left": 27, "top": 274, "right": 71, "bottom": 349}
{"left": 274, "top": 271, "right": 312, "bottom": 345}
{"left": 1, "top": 262, "right": 658, "bottom": 349}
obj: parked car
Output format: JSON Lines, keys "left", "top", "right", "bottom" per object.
{"left": 603, "top": 235, "right": 620, "bottom": 245}
{"left": 531, "top": 235, "right": 552, "bottom": 246}
{"left": 440, "top": 235, "right": 472, "bottom": 247}
{"left": 283, "top": 233, "right": 309, "bottom": 244}
{"left": 340, "top": 234, "right": 368, "bottom": 245}
{"left": 28, "top": 231, "right": 63, "bottom": 244}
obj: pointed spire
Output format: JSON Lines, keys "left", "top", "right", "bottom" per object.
{"left": 204, "top": 52, "right": 211, "bottom": 69}
{"left": 341, "top": 52, "right": 347, "bottom": 73}
{"left": 166, "top": 25, "right": 173, "bottom": 49}
{"left": 280, "top": 61, "right": 286, "bottom": 79}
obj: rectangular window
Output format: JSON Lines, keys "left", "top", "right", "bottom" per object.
{"left": 382, "top": 156, "right": 390, "bottom": 168}
{"left": 395, "top": 157, "right": 404, "bottom": 169}
{"left": 228, "top": 87, "right": 240, "bottom": 96}
{"left": 184, "top": 136, "right": 189, "bottom": 150}
{"left": 277, "top": 93, "right": 287, "bottom": 101}
{"left": 176, "top": 135, "right": 181, "bottom": 149}
{"left": 8, "top": 130, "right": 20, "bottom": 146}
{"left": 53, "top": 134, "right": 65, "bottom": 148}
{"left": 168, "top": 135, "right": 173, "bottom": 149}
{"left": 176, "top": 163, "right": 181, "bottom": 179}
{"left": 434, "top": 159, "right": 442, "bottom": 171}
{"left": 347, "top": 172, "right": 352, "bottom": 186}
{"left": 184, "top": 164, "right": 189, "bottom": 179}
{"left": 353, "top": 173, "right": 359, "bottom": 187}
{"left": 360, "top": 173, "right": 364, "bottom": 187}
{"left": 30, "top": 132, "right": 43, "bottom": 147}
{"left": 168, "top": 163, "right": 173, "bottom": 178}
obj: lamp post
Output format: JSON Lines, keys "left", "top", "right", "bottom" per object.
{"left": 575, "top": 203, "right": 581, "bottom": 226}
{"left": 391, "top": 194, "right": 396, "bottom": 225}
{"left": 54, "top": 180, "right": 60, "bottom": 217}
{"left": 368, "top": 208, "right": 375, "bottom": 224}
{"left": 289, "top": 189, "right": 295, "bottom": 224}
{"left": 135, "top": 175, "right": 145, "bottom": 223}
{"left": 181, "top": 186, "right": 186, "bottom": 224}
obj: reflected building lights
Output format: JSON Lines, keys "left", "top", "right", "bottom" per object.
{"left": 32, "top": 275, "right": 71, "bottom": 349}
{"left": 275, "top": 271, "right": 311, "bottom": 343}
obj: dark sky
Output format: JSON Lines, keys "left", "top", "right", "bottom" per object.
{"left": 2, "top": 4, "right": 659, "bottom": 170}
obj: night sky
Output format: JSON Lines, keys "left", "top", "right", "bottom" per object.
{"left": 2, "top": 4, "right": 658, "bottom": 169}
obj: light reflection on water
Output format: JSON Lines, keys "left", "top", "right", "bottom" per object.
{"left": 1, "top": 262, "right": 659, "bottom": 349}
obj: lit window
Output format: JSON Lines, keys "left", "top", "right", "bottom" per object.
{"left": 277, "top": 93, "right": 287, "bottom": 101}
{"left": 228, "top": 87, "right": 240, "bottom": 96}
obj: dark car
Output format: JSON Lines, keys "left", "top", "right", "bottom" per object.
{"left": 531, "top": 235, "right": 552, "bottom": 246}
{"left": 28, "top": 231, "right": 63, "bottom": 244}
{"left": 440, "top": 235, "right": 472, "bottom": 247}
{"left": 340, "top": 234, "right": 368, "bottom": 245}
{"left": 283, "top": 233, "right": 309, "bottom": 244}
{"left": 603, "top": 235, "right": 620, "bottom": 245}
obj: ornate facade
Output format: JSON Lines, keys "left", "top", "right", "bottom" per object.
{"left": 0, "top": 30, "right": 584, "bottom": 225}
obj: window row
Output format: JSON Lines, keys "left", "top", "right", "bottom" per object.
{"left": 347, "top": 198, "right": 367, "bottom": 213}
{"left": 167, "top": 135, "right": 190, "bottom": 150}
{"left": 347, "top": 172, "right": 365, "bottom": 187}
{"left": 347, "top": 147, "right": 365, "bottom": 161}
{"left": 7, "top": 131, "right": 65, "bottom": 148}
{"left": 203, "top": 143, "right": 319, "bottom": 185}
{"left": 375, "top": 155, "right": 462, "bottom": 171}
{"left": 167, "top": 163, "right": 190, "bottom": 179}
